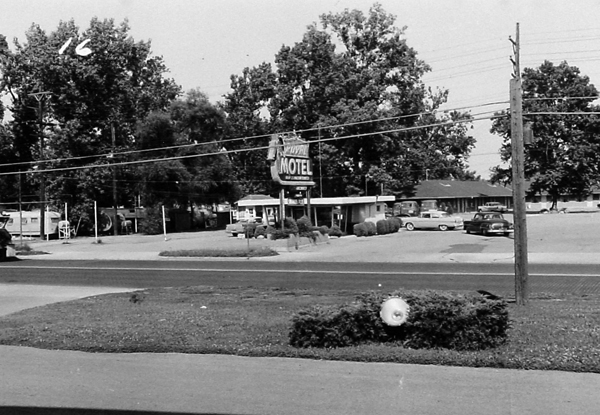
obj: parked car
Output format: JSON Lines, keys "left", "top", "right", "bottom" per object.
{"left": 393, "top": 201, "right": 420, "bottom": 217}
{"left": 478, "top": 202, "right": 508, "bottom": 212}
{"left": 465, "top": 212, "right": 513, "bottom": 236}
{"left": 225, "top": 218, "right": 266, "bottom": 237}
{"left": 402, "top": 210, "right": 464, "bottom": 231}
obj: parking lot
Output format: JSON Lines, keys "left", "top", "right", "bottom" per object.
{"left": 14, "top": 210, "right": 600, "bottom": 264}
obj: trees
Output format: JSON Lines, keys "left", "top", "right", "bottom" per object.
{"left": 222, "top": 4, "right": 476, "bottom": 197}
{"left": 168, "top": 89, "right": 242, "bottom": 206}
{"left": 490, "top": 61, "right": 600, "bottom": 208}
{"left": 220, "top": 63, "right": 278, "bottom": 196}
{"left": 0, "top": 18, "right": 180, "bottom": 215}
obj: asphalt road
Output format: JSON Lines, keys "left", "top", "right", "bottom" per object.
{"left": 3, "top": 259, "right": 600, "bottom": 296}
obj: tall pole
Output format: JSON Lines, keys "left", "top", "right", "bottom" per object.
{"left": 112, "top": 123, "right": 118, "bottom": 236}
{"left": 318, "top": 126, "right": 323, "bottom": 196}
{"left": 18, "top": 171, "right": 23, "bottom": 246}
{"left": 29, "top": 91, "right": 51, "bottom": 240}
{"left": 510, "top": 23, "right": 529, "bottom": 305}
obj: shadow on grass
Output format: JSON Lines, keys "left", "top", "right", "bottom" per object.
{"left": 158, "top": 247, "right": 279, "bottom": 258}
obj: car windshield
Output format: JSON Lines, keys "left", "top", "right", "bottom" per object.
{"left": 483, "top": 214, "right": 502, "bottom": 220}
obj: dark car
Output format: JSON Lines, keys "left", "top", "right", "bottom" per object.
{"left": 465, "top": 212, "right": 513, "bottom": 236}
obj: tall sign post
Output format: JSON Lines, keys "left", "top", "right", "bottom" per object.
{"left": 510, "top": 23, "right": 529, "bottom": 305}
{"left": 267, "top": 133, "right": 315, "bottom": 226}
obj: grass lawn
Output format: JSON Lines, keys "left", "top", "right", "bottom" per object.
{"left": 0, "top": 285, "right": 599, "bottom": 373}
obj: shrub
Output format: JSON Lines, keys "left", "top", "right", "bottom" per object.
{"left": 296, "top": 215, "right": 312, "bottom": 235}
{"left": 296, "top": 215, "right": 318, "bottom": 242}
{"left": 289, "top": 303, "right": 379, "bottom": 348}
{"left": 267, "top": 217, "right": 299, "bottom": 240}
{"left": 365, "top": 221, "right": 377, "bottom": 236}
{"left": 254, "top": 225, "right": 267, "bottom": 238}
{"left": 289, "top": 290, "right": 509, "bottom": 351}
{"left": 269, "top": 228, "right": 289, "bottom": 240}
{"left": 328, "top": 225, "right": 343, "bottom": 237}
{"left": 318, "top": 226, "right": 329, "bottom": 236}
{"left": 138, "top": 205, "right": 163, "bottom": 235}
{"left": 353, "top": 222, "right": 368, "bottom": 237}
{"left": 376, "top": 219, "right": 389, "bottom": 235}
{"left": 0, "top": 229, "right": 11, "bottom": 247}
{"left": 387, "top": 217, "right": 402, "bottom": 232}
{"left": 283, "top": 217, "right": 299, "bottom": 234}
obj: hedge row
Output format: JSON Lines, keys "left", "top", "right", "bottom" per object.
{"left": 289, "top": 290, "right": 510, "bottom": 351}
{"left": 354, "top": 217, "right": 402, "bottom": 236}
{"left": 246, "top": 216, "right": 345, "bottom": 239}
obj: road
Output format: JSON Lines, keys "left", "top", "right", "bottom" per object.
{"left": 3, "top": 259, "right": 600, "bottom": 296}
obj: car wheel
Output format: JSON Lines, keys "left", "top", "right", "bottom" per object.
{"left": 405, "top": 223, "right": 415, "bottom": 231}
{"left": 232, "top": 232, "right": 238, "bottom": 237}
{"left": 504, "top": 232, "right": 509, "bottom": 237}
{"left": 466, "top": 228, "right": 471, "bottom": 234}
{"left": 438, "top": 224, "right": 448, "bottom": 231}
{"left": 482, "top": 228, "right": 488, "bottom": 236}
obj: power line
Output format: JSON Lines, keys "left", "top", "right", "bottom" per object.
{"left": 0, "top": 113, "right": 501, "bottom": 177}
{"left": 0, "top": 99, "right": 508, "bottom": 169}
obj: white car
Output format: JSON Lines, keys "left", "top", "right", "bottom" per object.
{"left": 402, "top": 211, "right": 464, "bottom": 231}
{"left": 478, "top": 202, "right": 508, "bottom": 212}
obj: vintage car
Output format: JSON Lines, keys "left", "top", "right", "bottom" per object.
{"left": 465, "top": 212, "right": 513, "bottom": 236}
{"left": 402, "top": 210, "right": 464, "bottom": 231}
{"left": 478, "top": 201, "right": 508, "bottom": 212}
{"left": 225, "top": 218, "right": 265, "bottom": 237}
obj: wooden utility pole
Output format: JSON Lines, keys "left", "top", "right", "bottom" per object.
{"left": 112, "top": 123, "right": 119, "bottom": 236}
{"left": 29, "top": 91, "right": 51, "bottom": 240}
{"left": 510, "top": 23, "right": 529, "bottom": 305}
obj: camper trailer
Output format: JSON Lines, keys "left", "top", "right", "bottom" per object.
{"left": 2, "top": 210, "right": 61, "bottom": 238}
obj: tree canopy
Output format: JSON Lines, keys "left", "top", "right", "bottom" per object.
{"left": 221, "top": 3, "right": 476, "bottom": 198}
{"left": 490, "top": 60, "right": 600, "bottom": 208}
{"left": 0, "top": 18, "right": 181, "bottom": 214}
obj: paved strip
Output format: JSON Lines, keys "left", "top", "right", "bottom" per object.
{"left": 0, "top": 284, "right": 139, "bottom": 317}
{"left": 4, "top": 263, "right": 600, "bottom": 279}
{"left": 1, "top": 348, "right": 599, "bottom": 415}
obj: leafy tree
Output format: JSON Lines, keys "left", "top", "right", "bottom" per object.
{"left": 130, "top": 90, "right": 241, "bottom": 209}
{"left": 169, "top": 89, "right": 242, "bottom": 205}
{"left": 490, "top": 60, "right": 600, "bottom": 208}
{"left": 220, "top": 63, "right": 277, "bottom": 196}
{"left": 0, "top": 18, "right": 180, "bottom": 215}
{"left": 222, "top": 3, "right": 476, "bottom": 198}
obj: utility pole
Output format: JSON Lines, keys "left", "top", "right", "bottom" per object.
{"left": 510, "top": 23, "right": 529, "bottom": 305}
{"left": 29, "top": 91, "right": 51, "bottom": 240}
{"left": 112, "top": 123, "right": 119, "bottom": 236}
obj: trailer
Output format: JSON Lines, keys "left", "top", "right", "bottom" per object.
{"left": 1, "top": 210, "right": 61, "bottom": 238}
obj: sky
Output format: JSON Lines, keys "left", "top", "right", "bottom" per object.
{"left": 3, "top": 0, "right": 600, "bottom": 179}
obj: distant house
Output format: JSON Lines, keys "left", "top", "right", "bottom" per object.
{"left": 524, "top": 183, "right": 600, "bottom": 212}
{"left": 396, "top": 180, "right": 513, "bottom": 213}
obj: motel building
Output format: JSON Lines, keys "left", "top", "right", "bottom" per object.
{"left": 231, "top": 193, "right": 394, "bottom": 235}
{"left": 232, "top": 132, "right": 393, "bottom": 234}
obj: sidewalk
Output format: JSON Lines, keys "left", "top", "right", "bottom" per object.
{"left": 1, "top": 345, "right": 599, "bottom": 415}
